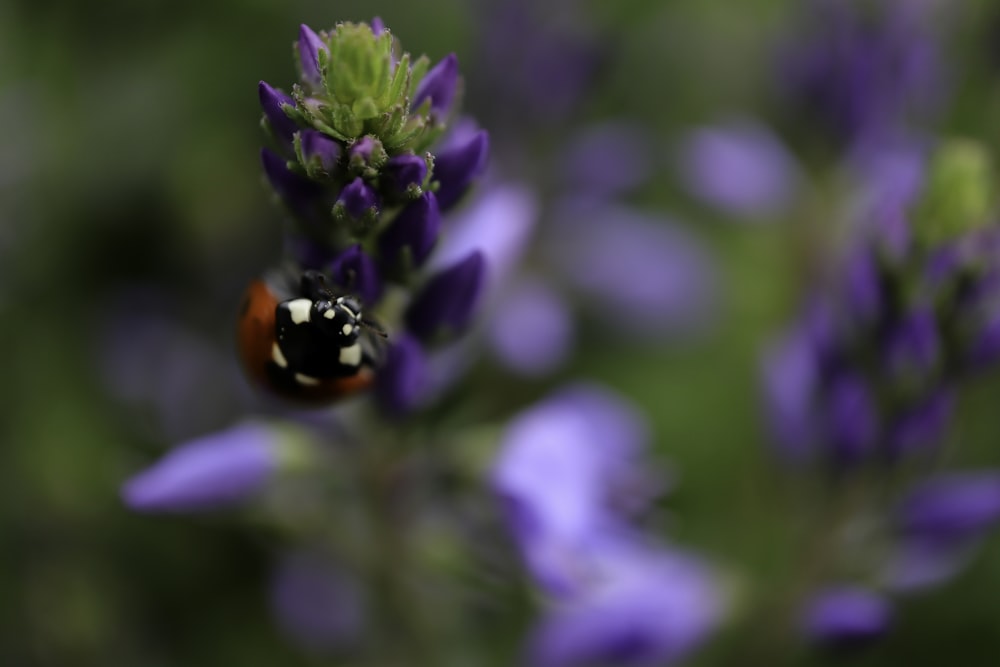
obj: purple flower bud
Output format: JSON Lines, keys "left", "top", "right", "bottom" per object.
{"left": 802, "top": 587, "right": 892, "bottom": 647}
{"left": 433, "top": 129, "right": 489, "bottom": 210}
{"left": 897, "top": 471, "right": 1000, "bottom": 542}
{"left": 259, "top": 81, "right": 299, "bottom": 145}
{"left": 559, "top": 122, "right": 655, "bottom": 200}
{"left": 842, "top": 248, "right": 883, "bottom": 323}
{"left": 349, "top": 136, "right": 379, "bottom": 166}
{"left": 298, "top": 24, "right": 328, "bottom": 87}
{"left": 336, "top": 177, "right": 379, "bottom": 219}
{"left": 375, "top": 334, "right": 428, "bottom": 416}
{"left": 378, "top": 191, "right": 442, "bottom": 268}
{"left": 405, "top": 251, "right": 486, "bottom": 341}
{"left": 885, "top": 307, "right": 940, "bottom": 377}
{"left": 270, "top": 552, "right": 364, "bottom": 654}
{"left": 413, "top": 53, "right": 459, "bottom": 117}
{"left": 383, "top": 154, "right": 428, "bottom": 196}
{"left": 370, "top": 17, "right": 386, "bottom": 35}
{"left": 330, "top": 244, "right": 382, "bottom": 306}
{"left": 261, "top": 148, "right": 323, "bottom": 219}
{"left": 826, "top": 373, "right": 879, "bottom": 464}
{"left": 300, "top": 130, "right": 341, "bottom": 173}
{"left": 121, "top": 422, "right": 280, "bottom": 512}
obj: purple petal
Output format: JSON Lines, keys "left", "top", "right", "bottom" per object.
{"left": 270, "top": 552, "right": 364, "bottom": 654}
{"left": 336, "top": 177, "right": 379, "bottom": 219}
{"left": 546, "top": 204, "right": 718, "bottom": 338}
{"left": 491, "top": 384, "right": 652, "bottom": 591}
{"left": 297, "top": 24, "right": 327, "bottom": 87}
{"left": 529, "top": 545, "right": 722, "bottom": 667}
{"left": 378, "top": 191, "right": 442, "bottom": 269}
{"left": 374, "top": 334, "right": 429, "bottom": 416}
{"left": 675, "top": 119, "right": 800, "bottom": 219}
{"left": 330, "top": 244, "right": 382, "bottom": 306}
{"left": 559, "top": 122, "right": 655, "bottom": 199}
{"left": 348, "top": 136, "right": 379, "bottom": 166}
{"left": 413, "top": 53, "right": 459, "bottom": 117}
{"left": 897, "top": 471, "right": 1000, "bottom": 542}
{"left": 300, "top": 130, "right": 341, "bottom": 173}
{"left": 258, "top": 81, "right": 299, "bottom": 145}
{"left": 383, "top": 153, "right": 428, "bottom": 197}
{"left": 121, "top": 422, "right": 279, "bottom": 512}
{"left": 405, "top": 251, "right": 486, "bottom": 341}
{"left": 488, "top": 279, "right": 574, "bottom": 377}
{"left": 433, "top": 129, "right": 489, "bottom": 210}
{"left": 370, "top": 17, "right": 386, "bottom": 35}
{"left": 261, "top": 148, "right": 323, "bottom": 219}
{"left": 841, "top": 248, "right": 883, "bottom": 323}
{"left": 802, "top": 587, "right": 892, "bottom": 646}
{"left": 885, "top": 307, "right": 940, "bottom": 377}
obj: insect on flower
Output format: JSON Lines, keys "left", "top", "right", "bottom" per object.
{"left": 237, "top": 269, "right": 387, "bottom": 404}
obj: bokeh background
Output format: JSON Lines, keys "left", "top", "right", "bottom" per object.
{"left": 5, "top": 0, "right": 1000, "bottom": 665}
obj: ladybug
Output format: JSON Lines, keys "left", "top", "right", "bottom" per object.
{"left": 237, "top": 269, "right": 386, "bottom": 404}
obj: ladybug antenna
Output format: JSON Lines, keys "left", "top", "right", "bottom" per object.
{"left": 360, "top": 317, "right": 388, "bottom": 338}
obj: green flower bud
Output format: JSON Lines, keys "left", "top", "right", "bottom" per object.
{"left": 914, "top": 139, "right": 995, "bottom": 247}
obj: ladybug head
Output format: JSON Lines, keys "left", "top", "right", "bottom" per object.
{"left": 313, "top": 296, "right": 363, "bottom": 345}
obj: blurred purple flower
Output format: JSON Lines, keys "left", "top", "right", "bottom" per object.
{"left": 897, "top": 471, "right": 1000, "bottom": 542}
{"left": 121, "top": 422, "right": 281, "bottom": 512}
{"left": 547, "top": 203, "right": 718, "bottom": 338}
{"left": 271, "top": 552, "right": 364, "bottom": 654}
{"left": 779, "top": 0, "right": 944, "bottom": 148}
{"left": 494, "top": 385, "right": 721, "bottom": 665}
{"left": 529, "top": 543, "right": 723, "bottom": 667}
{"left": 885, "top": 307, "right": 940, "bottom": 378}
{"left": 261, "top": 148, "right": 323, "bottom": 220}
{"left": 802, "top": 587, "right": 892, "bottom": 646}
{"left": 826, "top": 372, "right": 879, "bottom": 464}
{"left": 887, "top": 390, "right": 954, "bottom": 457}
{"left": 760, "top": 325, "right": 820, "bottom": 462}
{"left": 675, "top": 120, "right": 801, "bottom": 219}
{"left": 560, "top": 122, "right": 656, "bottom": 200}
{"left": 406, "top": 251, "right": 486, "bottom": 341}
{"left": 413, "top": 53, "right": 460, "bottom": 118}
{"left": 488, "top": 279, "right": 574, "bottom": 377}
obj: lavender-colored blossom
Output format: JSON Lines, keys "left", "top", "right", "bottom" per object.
{"left": 841, "top": 248, "right": 883, "bottom": 323}
{"left": 405, "top": 251, "right": 486, "bottom": 341}
{"left": 121, "top": 422, "right": 280, "bottom": 512}
{"left": 383, "top": 154, "right": 427, "bottom": 196}
{"left": 348, "top": 136, "right": 379, "bottom": 167}
{"left": 370, "top": 16, "right": 386, "bottom": 35}
{"left": 492, "top": 384, "right": 652, "bottom": 591}
{"left": 559, "top": 122, "right": 655, "bottom": 200}
{"left": 884, "top": 534, "right": 977, "bottom": 592}
{"left": 413, "top": 53, "right": 459, "bottom": 118}
{"left": 336, "top": 177, "right": 378, "bottom": 219}
{"left": 297, "top": 24, "right": 327, "bottom": 87}
{"left": 887, "top": 390, "right": 954, "bottom": 457}
{"left": 374, "top": 334, "right": 428, "bottom": 416}
{"left": 433, "top": 129, "right": 489, "bottom": 210}
{"left": 300, "top": 130, "right": 341, "bottom": 173}
{"left": 802, "top": 587, "right": 892, "bottom": 646}
{"left": 547, "top": 203, "right": 718, "bottom": 338}
{"left": 489, "top": 279, "right": 574, "bottom": 377}
{"left": 330, "top": 244, "right": 382, "bottom": 306}
{"left": 270, "top": 552, "right": 364, "bottom": 654}
{"left": 529, "top": 544, "right": 722, "bottom": 667}
{"left": 675, "top": 120, "right": 800, "bottom": 219}
{"left": 378, "top": 191, "right": 442, "bottom": 268}
{"left": 259, "top": 81, "right": 299, "bottom": 145}
{"left": 897, "top": 471, "right": 1000, "bottom": 542}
